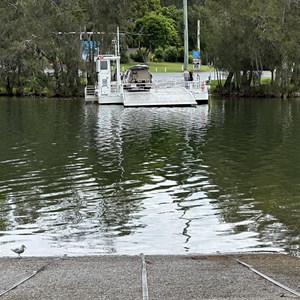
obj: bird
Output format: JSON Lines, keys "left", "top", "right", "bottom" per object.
{"left": 11, "top": 245, "right": 26, "bottom": 258}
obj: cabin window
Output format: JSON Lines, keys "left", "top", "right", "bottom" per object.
{"left": 100, "top": 61, "right": 108, "bottom": 70}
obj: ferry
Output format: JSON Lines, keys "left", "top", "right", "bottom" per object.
{"left": 84, "top": 54, "right": 209, "bottom": 107}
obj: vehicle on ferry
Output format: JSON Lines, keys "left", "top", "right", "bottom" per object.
{"left": 123, "top": 64, "right": 152, "bottom": 91}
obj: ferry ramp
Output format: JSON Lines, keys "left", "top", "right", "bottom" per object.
{"left": 123, "top": 86, "right": 197, "bottom": 107}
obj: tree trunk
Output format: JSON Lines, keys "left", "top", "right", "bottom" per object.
{"left": 224, "top": 71, "right": 234, "bottom": 91}
{"left": 5, "top": 76, "right": 13, "bottom": 96}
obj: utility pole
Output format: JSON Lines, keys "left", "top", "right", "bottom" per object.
{"left": 183, "top": 0, "right": 189, "bottom": 70}
{"left": 197, "top": 19, "right": 201, "bottom": 68}
{"left": 197, "top": 19, "right": 200, "bottom": 54}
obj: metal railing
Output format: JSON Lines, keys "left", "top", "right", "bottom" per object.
{"left": 84, "top": 85, "right": 97, "bottom": 102}
{"left": 84, "top": 80, "right": 207, "bottom": 101}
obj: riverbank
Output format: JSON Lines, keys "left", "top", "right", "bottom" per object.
{"left": 1, "top": 253, "right": 299, "bottom": 299}
{"left": 209, "top": 76, "right": 300, "bottom": 99}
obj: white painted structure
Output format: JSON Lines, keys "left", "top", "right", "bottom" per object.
{"left": 86, "top": 54, "right": 123, "bottom": 104}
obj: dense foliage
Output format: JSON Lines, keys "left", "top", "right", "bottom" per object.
{"left": 0, "top": 0, "right": 299, "bottom": 97}
{"left": 205, "top": 0, "right": 300, "bottom": 97}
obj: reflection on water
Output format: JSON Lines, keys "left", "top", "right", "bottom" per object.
{"left": 0, "top": 98, "right": 299, "bottom": 256}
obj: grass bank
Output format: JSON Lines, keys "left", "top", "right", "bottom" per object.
{"left": 209, "top": 77, "right": 272, "bottom": 91}
{"left": 120, "top": 62, "right": 213, "bottom": 73}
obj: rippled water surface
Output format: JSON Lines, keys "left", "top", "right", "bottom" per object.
{"left": 0, "top": 97, "right": 299, "bottom": 256}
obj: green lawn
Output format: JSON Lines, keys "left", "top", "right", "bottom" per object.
{"left": 209, "top": 76, "right": 273, "bottom": 91}
{"left": 120, "top": 62, "right": 213, "bottom": 73}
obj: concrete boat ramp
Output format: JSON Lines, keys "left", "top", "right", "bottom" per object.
{"left": 0, "top": 253, "right": 299, "bottom": 299}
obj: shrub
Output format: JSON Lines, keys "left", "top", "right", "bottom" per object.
{"left": 154, "top": 47, "right": 165, "bottom": 62}
{"left": 129, "top": 47, "right": 148, "bottom": 63}
{"left": 121, "top": 53, "right": 129, "bottom": 64}
{"left": 177, "top": 47, "right": 184, "bottom": 62}
{"left": 164, "top": 46, "right": 178, "bottom": 62}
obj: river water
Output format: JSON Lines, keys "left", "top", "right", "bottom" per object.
{"left": 0, "top": 97, "right": 299, "bottom": 256}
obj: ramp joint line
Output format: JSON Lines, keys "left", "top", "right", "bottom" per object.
{"left": 141, "top": 253, "right": 149, "bottom": 300}
{"left": 234, "top": 258, "right": 300, "bottom": 298}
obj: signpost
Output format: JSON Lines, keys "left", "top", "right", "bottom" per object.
{"left": 192, "top": 50, "right": 200, "bottom": 70}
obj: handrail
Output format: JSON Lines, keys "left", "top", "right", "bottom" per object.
{"left": 123, "top": 80, "right": 207, "bottom": 90}
{"left": 84, "top": 80, "right": 207, "bottom": 100}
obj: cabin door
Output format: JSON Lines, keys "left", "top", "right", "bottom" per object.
{"left": 97, "top": 58, "right": 111, "bottom": 95}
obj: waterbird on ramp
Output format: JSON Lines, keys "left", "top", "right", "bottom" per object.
{"left": 11, "top": 245, "right": 26, "bottom": 258}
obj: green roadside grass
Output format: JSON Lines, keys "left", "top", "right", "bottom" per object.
{"left": 209, "top": 77, "right": 274, "bottom": 91}
{"left": 120, "top": 62, "right": 213, "bottom": 73}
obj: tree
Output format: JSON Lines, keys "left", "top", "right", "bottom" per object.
{"left": 0, "top": 1, "right": 31, "bottom": 95}
{"left": 130, "top": 0, "right": 161, "bottom": 18}
{"left": 161, "top": 0, "right": 204, "bottom": 8}
{"left": 1, "top": 0, "right": 298, "bottom": 97}
{"left": 0, "top": 0, "right": 85, "bottom": 96}
{"left": 204, "top": 0, "right": 300, "bottom": 96}
{"left": 0, "top": 0, "right": 133, "bottom": 95}
{"left": 133, "top": 12, "right": 180, "bottom": 62}
{"left": 29, "top": 0, "right": 84, "bottom": 96}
